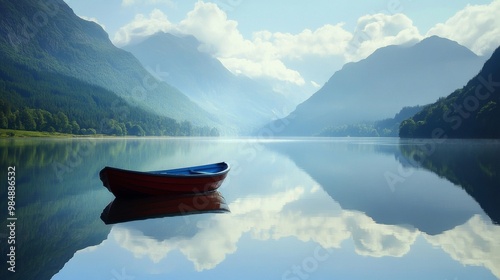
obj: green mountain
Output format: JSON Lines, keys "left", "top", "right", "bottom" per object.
{"left": 0, "top": 0, "right": 220, "bottom": 135}
{"left": 0, "top": 59, "right": 219, "bottom": 136}
{"left": 400, "top": 45, "right": 500, "bottom": 138}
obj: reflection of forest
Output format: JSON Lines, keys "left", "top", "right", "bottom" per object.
{"left": 268, "top": 139, "right": 487, "bottom": 235}
{"left": 0, "top": 138, "right": 221, "bottom": 280}
{"left": 399, "top": 140, "right": 500, "bottom": 225}
{"left": 0, "top": 139, "right": 113, "bottom": 280}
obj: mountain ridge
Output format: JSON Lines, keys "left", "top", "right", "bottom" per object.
{"left": 399, "top": 45, "right": 500, "bottom": 138}
{"left": 0, "top": 0, "right": 219, "bottom": 128}
{"left": 264, "top": 36, "right": 486, "bottom": 136}
{"left": 124, "top": 31, "right": 296, "bottom": 134}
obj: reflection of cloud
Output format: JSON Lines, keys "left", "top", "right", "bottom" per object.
{"left": 252, "top": 210, "right": 418, "bottom": 258}
{"left": 230, "top": 186, "right": 304, "bottom": 215}
{"left": 424, "top": 215, "right": 500, "bottom": 278}
{"left": 112, "top": 186, "right": 499, "bottom": 276}
{"left": 112, "top": 226, "right": 175, "bottom": 263}
{"left": 113, "top": 184, "right": 422, "bottom": 271}
{"left": 178, "top": 216, "right": 245, "bottom": 271}
{"left": 112, "top": 187, "right": 305, "bottom": 271}
{"left": 347, "top": 214, "right": 418, "bottom": 257}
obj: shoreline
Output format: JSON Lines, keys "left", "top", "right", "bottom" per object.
{"left": 0, "top": 129, "right": 102, "bottom": 138}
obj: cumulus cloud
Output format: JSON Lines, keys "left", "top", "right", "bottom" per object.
{"left": 177, "top": 2, "right": 306, "bottom": 85}
{"left": 427, "top": 0, "right": 500, "bottom": 56}
{"left": 113, "top": 2, "right": 425, "bottom": 85}
{"left": 113, "top": 1, "right": 500, "bottom": 87}
{"left": 258, "top": 23, "right": 353, "bottom": 59}
{"left": 177, "top": 2, "right": 251, "bottom": 56}
{"left": 219, "top": 57, "right": 305, "bottom": 85}
{"left": 346, "top": 13, "right": 422, "bottom": 61}
{"left": 113, "top": 9, "right": 174, "bottom": 46}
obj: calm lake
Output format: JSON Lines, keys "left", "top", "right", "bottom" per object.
{"left": 1, "top": 137, "right": 499, "bottom": 280}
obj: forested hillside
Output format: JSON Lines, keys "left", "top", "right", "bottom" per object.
{"left": 400, "top": 46, "right": 500, "bottom": 139}
{"left": 0, "top": 57, "right": 219, "bottom": 136}
{"left": 0, "top": 0, "right": 220, "bottom": 136}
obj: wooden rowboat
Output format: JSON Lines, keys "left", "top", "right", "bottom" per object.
{"left": 100, "top": 191, "right": 229, "bottom": 224}
{"left": 99, "top": 162, "right": 230, "bottom": 198}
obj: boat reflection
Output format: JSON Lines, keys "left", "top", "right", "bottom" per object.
{"left": 100, "top": 191, "right": 230, "bottom": 224}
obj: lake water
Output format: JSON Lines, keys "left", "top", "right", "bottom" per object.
{"left": 0, "top": 137, "right": 499, "bottom": 280}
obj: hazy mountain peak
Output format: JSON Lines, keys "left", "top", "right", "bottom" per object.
{"left": 266, "top": 38, "right": 486, "bottom": 136}
{"left": 414, "top": 35, "right": 478, "bottom": 58}
{"left": 125, "top": 32, "right": 296, "bottom": 134}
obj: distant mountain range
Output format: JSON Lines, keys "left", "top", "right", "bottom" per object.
{"left": 0, "top": 0, "right": 220, "bottom": 136}
{"left": 265, "top": 36, "right": 486, "bottom": 136}
{"left": 0, "top": 0, "right": 497, "bottom": 138}
{"left": 400, "top": 45, "right": 500, "bottom": 138}
{"left": 124, "top": 32, "right": 296, "bottom": 134}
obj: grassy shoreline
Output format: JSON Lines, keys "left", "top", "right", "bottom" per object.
{"left": 0, "top": 129, "right": 87, "bottom": 138}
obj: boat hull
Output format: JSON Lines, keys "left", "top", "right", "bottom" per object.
{"left": 99, "top": 162, "right": 230, "bottom": 197}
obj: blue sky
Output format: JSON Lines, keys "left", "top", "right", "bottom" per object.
{"left": 63, "top": 0, "right": 500, "bottom": 93}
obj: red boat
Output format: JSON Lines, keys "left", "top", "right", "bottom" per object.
{"left": 99, "top": 162, "right": 230, "bottom": 198}
{"left": 100, "top": 191, "right": 229, "bottom": 224}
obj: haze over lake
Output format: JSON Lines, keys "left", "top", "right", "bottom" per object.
{"left": 1, "top": 1, "right": 500, "bottom": 279}
{"left": 1, "top": 137, "right": 498, "bottom": 280}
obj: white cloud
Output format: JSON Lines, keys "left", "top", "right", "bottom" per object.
{"left": 113, "top": 2, "right": 424, "bottom": 85}
{"left": 113, "top": 9, "right": 174, "bottom": 46}
{"left": 175, "top": 2, "right": 307, "bottom": 85}
{"left": 177, "top": 2, "right": 251, "bottom": 57}
{"left": 113, "top": 1, "right": 500, "bottom": 87}
{"left": 311, "top": 81, "right": 321, "bottom": 88}
{"left": 219, "top": 57, "right": 305, "bottom": 85}
{"left": 113, "top": 2, "right": 353, "bottom": 85}
{"left": 426, "top": 0, "right": 500, "bottom": 56}
{"left": 346, "top": 13, "right": 422, "bottom": 61}
{"left": 258, "top": 23, "right": 353, "bottom": 59}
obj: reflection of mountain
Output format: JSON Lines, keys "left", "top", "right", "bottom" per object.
{"left": 50, "top": 142, "right": 500, "bottom": 279}
{"left": 268, "top": 140, "right": 486, "bottom": 235}
{"left": 399, "top": 140, "right": 500, "bottom": 225}
{"left": 0, "top": 140, "right": 112, "bottom": 280}
{"left": 0, "top": 138, "right": 241, "bottom": 280}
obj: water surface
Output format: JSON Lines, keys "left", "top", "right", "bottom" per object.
{"left": 0, "top": 137, "right": 499, "bottom": 280}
